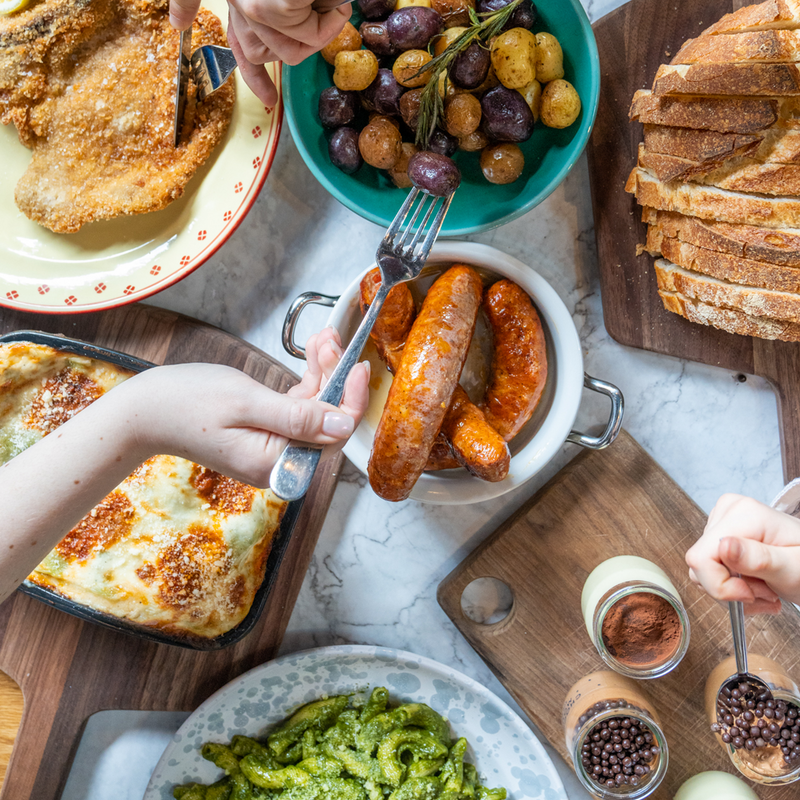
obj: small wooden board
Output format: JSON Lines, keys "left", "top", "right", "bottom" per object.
{"left": 586, "top": 0, "right": 800, "bottom": 482}
{"left": 438, "top": 430, "right": 800, "bottom": 799}
{"left": 0, "top": 303, "right": 342, "bottom": 800}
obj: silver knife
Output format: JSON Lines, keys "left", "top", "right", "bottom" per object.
{"left": 173, "top": 24, "right": 193, "bottom": 147}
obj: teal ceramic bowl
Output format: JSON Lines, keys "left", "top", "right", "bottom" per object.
{"left": 283, "top": 0, "right": 600, "bottom": 236}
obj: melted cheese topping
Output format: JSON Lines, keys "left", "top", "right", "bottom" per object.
{"left": 0, "top": 343, "right": 287, "bottom": 639}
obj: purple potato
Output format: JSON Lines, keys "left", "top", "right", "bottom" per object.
{"left": 386, "top": 7, "right": 443, "bottom": 50}
{"left": 361, "top": 68, "right": 405, "bottom": 116}
{"left": 329, "top": 127, "right": 363, "bottom": 174}
{"left": 450, "top": 41, "right": 490, "bottom": 90}
{"left": 318, "top": 86, "right": 360, "bottom": 128}
{"left": 359, "top": 21, "right": 399, "bottom": 56}
{"left": 357, "top": 0, "right": 395, "bottom": 19}
{"left": 427, "top": 128, "right": 458, "bottom": 157}
{"left": 407, "top": 151, "right": 461, "bottom": 196}
{"left": 480, "top": 86, "right": 534, "bottom": 142}
{"left": 477, "top": 0, "right": 537, "bottom": 29}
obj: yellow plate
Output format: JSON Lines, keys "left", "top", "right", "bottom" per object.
{"left": 0, "top": 0, "right": 282, "bottom": 314}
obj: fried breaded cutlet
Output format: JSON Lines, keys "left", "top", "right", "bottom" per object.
{"left": 1, "top": 0, "right": 235, "bottom": 233}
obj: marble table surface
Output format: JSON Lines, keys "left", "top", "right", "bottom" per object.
{"left": 55, "top": 0, "right": 788, "bottom": 797}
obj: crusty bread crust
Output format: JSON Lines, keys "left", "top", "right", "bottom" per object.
{"left": 647, "top": 230, "right": 800, "bottom": 292}
{"left": 655, "top": 258, "right": 800, "bottom": 321}
{"left": 674, "top": 30, "right": 800, "bottom": 64}
{"left": 630, "top": 90, "right": 778, "bottom": 133}
{"left": 637, "top": 144, "right": 757, "bottom": 182}
{"left": 643, "top": 208, "right": 800, "bottom": 266}
{"left": 643, "top": 124, "right": 763, "bottom": 162}
{"left": 654, "top": 62, "right": 800, "bottom": 96}
{"left": 704, "top": 0, "right": 800, "bottom": 35}
{"left": 659, "top": 289, "right": 800, "bottom": 340}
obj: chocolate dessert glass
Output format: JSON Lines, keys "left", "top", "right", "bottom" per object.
{"left": 582, "top": 556, "right": 690, "bottom": 679}
{"left": 705, "top": 654, "right": 800, "bottom": 786}
{"left": 563, "top": 670, "right": 669, "bottom": 798}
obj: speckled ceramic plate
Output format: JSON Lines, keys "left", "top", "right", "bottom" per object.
{"left": 143, "top": 645, "right": 567, "bottom": 800}
{"left": 0, "top": 0, "right": 282, "bottom": 314}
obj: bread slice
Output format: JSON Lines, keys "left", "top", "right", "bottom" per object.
{"left": 703, "top": 0, "right": 800, "bottom": 36}
{"left": 660, "top": 289, "right": 800, "bottom": 341}
{"left": 643, "top": 208, "right": 800, "bottom": 266}
{"left": 674, "top": 30, "right": 800, "bottom": 64}
{"left": 647, "top": 230, "right": 800, "bottom": 292}
{"left": 630, "top": 90, "right": 778, "bottom": 133}
{"left": 627, "top": 167, "right": 800, "bottom": 228}
{"left": 653, "top": 62, "right": 800, "bottom": 96}
{"left": 654, "top": 258, "right": 800, "bottom": 321}
{"left": 637, "top": 145, "right": 746, "bottom": 182}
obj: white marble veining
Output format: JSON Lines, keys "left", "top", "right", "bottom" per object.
{"left": 55, "top": 0, "right": 788, "bottom": 798}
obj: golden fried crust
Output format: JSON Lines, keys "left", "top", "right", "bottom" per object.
{"left": 4, "top": 0, "right": 235, "bottom": 233}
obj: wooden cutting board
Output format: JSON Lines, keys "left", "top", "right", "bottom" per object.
{"left": 0, "top": 303, "right": 343, "bottom": 800}
{"left": 586, "top": 0, "right": 800, "bottom": 483}
{"left": 438, "top": 430, "right": 800, "bottom": 799}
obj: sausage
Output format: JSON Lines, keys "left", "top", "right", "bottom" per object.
{"left": 368, "top": 264, "right": 483, "bottom": 501}
{"left": 480, "top": 279, "right": 548, "bottom": 441}
{"left": 361, "top": 267, "right": 506, "bottom": 478}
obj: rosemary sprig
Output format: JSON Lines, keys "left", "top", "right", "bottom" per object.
{"left": 414, "top": 0, "right": 524, "bottom": 149}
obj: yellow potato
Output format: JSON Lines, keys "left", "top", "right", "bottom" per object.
{"left": 540, "top": 79, "right": 581, "bottom": 128}
{"left": 392, "top": 49, "right": 432, "bottom": 88}
{"left": 395, "top": 0, "right": 431, "bottom": 7}
{"left": 535, "top": 32, "right": 564, "bottom": 83}
{"left": 490, "top": 28, "right": 537, "bottom": 90}
{"left": 433, "top": 26, "right": 467, "bottom": 56}
{"left": 518, "top": 78, "right": 542, "bottom": 122}
{"left": 445, "top": 93, "right": 481, "bottom": 137}
{"left": 321, "top": 22, "right": 362, "bottom": 65}
{"left": 388, "top": 143, "right": 419, "bottom": 188}
{"left": 458, "top": 130, "right": 488, "bottom": 152}
{"left": 333, "top": 49, "right": 379, "bottom": 91}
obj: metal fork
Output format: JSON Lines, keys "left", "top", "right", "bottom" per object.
{"left": 192, "top": 45, "right": 238, "bottom": 102}
{"left": 269, "top": 188, "right": 456, "bottom": 502}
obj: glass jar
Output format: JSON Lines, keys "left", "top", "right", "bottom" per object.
{"left": 581, "top": 555, "right": 690, "bottom": 679}
{"left": 674, "top": 771, "right": 760, "bottom": 800}
{"left": 563, "top": 670, "right": 669, "bottom": 799}
{"left": 705, "top": 655, "right": 800, "bottom": 785}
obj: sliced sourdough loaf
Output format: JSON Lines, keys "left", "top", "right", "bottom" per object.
{"left": 629, "top": 90, "right": 779, "bottom": 133}
{"left": 653, "top": 62, "right": 800, "bottom": 96}
{"left": 627, "top": 167, "right": 800, "bottom": 228}
{"left": 659, "top": 290, "right": 800, "bottom": 341}
{"left": 703, "top": 0, "right": 800, "bottom": 36}
{"left": 643, "top": 208, "right": 800, "bottom": 266}
{"left": 674, "top": 30, "right": 800, "bottom": 64}
{"left": 647, "top": 230, "right": 800, "bottom": 292}
{"left": 643, "top": 124, "right": 763, "bottom": 162}
{"left": 654, "top": 258, "right": 800, "bottom": 321}
{"left": 637, "top": 145, "right": 746, "bottom": 182}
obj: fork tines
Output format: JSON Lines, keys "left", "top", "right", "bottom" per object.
{"left": 386, "top": 189, "right": 454, "bottom": 260}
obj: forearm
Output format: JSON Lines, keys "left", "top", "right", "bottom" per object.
{"left": 0, "top": 385, "right": 152, "bottom": 604}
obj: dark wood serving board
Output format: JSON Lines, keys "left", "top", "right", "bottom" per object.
{"left": 438, "top": 430, "right": 800, "bottom": 799}
{"left": 0, "top": 303, "right": 343, "bottom": 800}
{"left": 587, "top": 0, "right": 800, "bottom": 482}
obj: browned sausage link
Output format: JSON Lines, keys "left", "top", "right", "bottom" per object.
{"left": 441, "top": 385, "right": 510, "bottom": 481}
{"left": 368, "top": 265, "right": 483, "bottom": 501}
{"left": 480, "top": 279, "right": 548, "bottom": 441}
{"left": 425, "top": 435, "right": 460, "bottom": 471}
{"left": 359, "top": 267, "right": 415, "bottom": 373}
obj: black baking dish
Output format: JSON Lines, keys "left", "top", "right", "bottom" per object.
{"left": 0, "top": 330, "right": 304, "bottom": 650}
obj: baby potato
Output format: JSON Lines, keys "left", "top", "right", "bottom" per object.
{"left": 480, "top": 142, "right": 524, "bottom": 184}
{"left": 458, "top": 129, "right": 489, "bottom": 152}
{"left": 433, "top": 25, "right": 467, "bottom": 56}
{"left": 535, "top": 32, "right": 564, "bottom": 82}
{"left": 333, "top": 49, "right": 379, "bottom": 91}
{"left": 359, "top": 117, "right": 403, "bottom": 168}
{"left": 490, "top": 28, "right": 536, "bottom": 89}
{"left": 395, "top": 0, "right": 431, "bottom": 8}
{"left": 321, "top": 22, "right": 362, "bottom": 65}
{"left": 388, "top": 142, "right": 419, "bottom": 187}
{"left": 400, "top": 87, "right": 424, "bottom": 129}
{"left": 540, "top": 78, "right": 581, "bottom": 128}
{"left": 392, "top": 49, "right": 432, "bottom": 87}
{"left": 517, "top": 78, "right": 542, "bottom": 122}
{"left": 431, "top": 0, "right": 473, "bottom": 27}
{"left": 444, "top": 93, "right": 481, "bottom": 137}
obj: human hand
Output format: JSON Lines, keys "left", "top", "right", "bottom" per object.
{"left": 169, "top": 0, "right": 352, "bottom": 106}
{"left": 121, "top": 326, "right": 369, "bottom": 488}
{"left": 685, "top": 493, "right": 800, "bottom": 614}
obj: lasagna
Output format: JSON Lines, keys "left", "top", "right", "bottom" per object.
{"left": 0, "top": 342, "right": 286, "bottom": 639}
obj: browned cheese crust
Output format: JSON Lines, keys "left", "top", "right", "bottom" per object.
{"left": 2, "top": 0, "right": 235, "bottom": 233}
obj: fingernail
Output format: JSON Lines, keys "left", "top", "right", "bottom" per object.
{"left": 323, "top": 412, "right": 354, "bottom": 437}
{"left": 363, "top": 360, "right": 371, "bottom": 378}
{"left": 328, "top": 338, "right": 343, "bottom": 358}
{"left": 725, "top": 537, "right": 743, "bottom": 561}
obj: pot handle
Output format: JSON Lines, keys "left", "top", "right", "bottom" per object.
{"left": 282, "top": 292, "right": 340, "bottom": 359}
{"left": 566, "top": 373, "right": 624, "bottom": 450}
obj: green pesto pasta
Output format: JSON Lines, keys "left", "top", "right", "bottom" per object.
{"left": 173, "top": 687, "right": 507, "bottom": 800}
